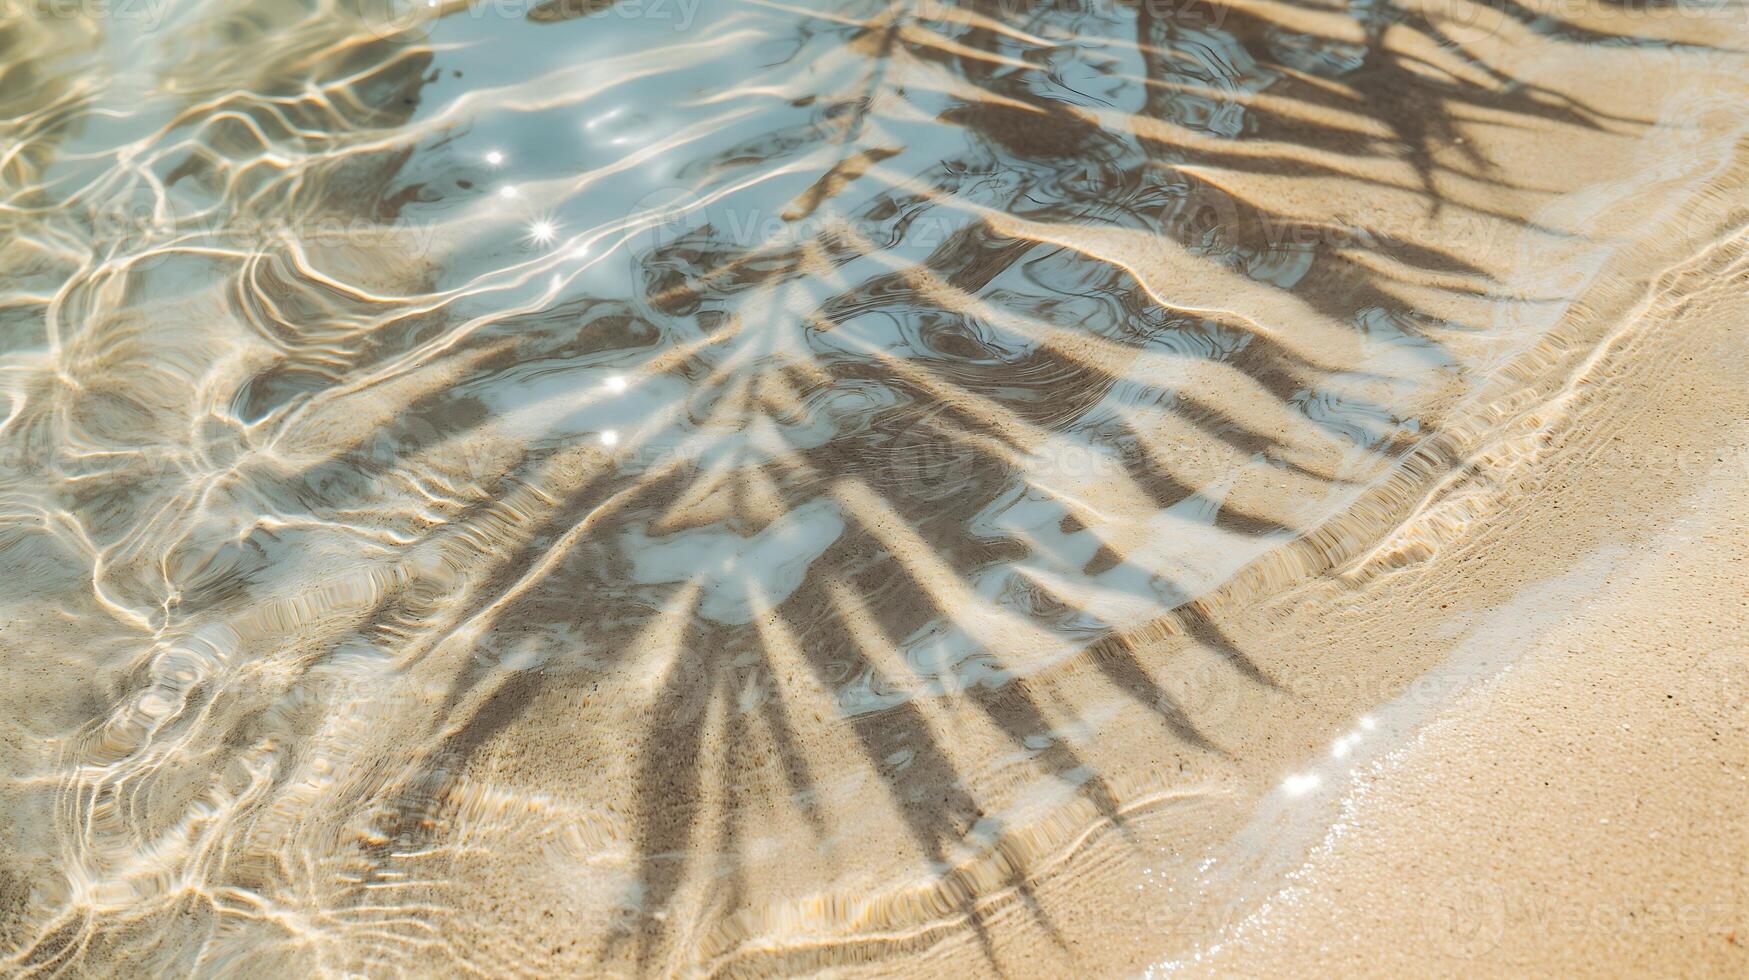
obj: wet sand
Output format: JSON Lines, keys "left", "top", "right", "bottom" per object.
{"left": 764, "top": 15, "right": 1749, "bottom": 976}
{"left": 1184, "top": 423, "right": 1749, "bottom": 977}
{"left": 1160, "top": 220, "right": 1749, "bottom": 977}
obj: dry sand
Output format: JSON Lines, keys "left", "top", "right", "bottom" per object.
{"left": 1159, "top": 225, "right": 1749, "bottom": 977}
{"left": 1183, "top": 416, "right": 1749, "bottom": 977}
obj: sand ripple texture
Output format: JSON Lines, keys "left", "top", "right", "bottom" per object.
{"left": 0, "top": 0, "right": 1745, "bottom": 976}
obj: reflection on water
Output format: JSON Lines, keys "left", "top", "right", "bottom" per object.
{"left": 0, "top": 0, "right": 1744, "bottom": 974}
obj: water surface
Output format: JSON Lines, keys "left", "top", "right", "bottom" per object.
{"left": 1, "top": 0, "right": 1745, "bottom": 974}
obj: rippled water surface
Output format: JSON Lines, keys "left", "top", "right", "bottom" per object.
{"left": 2, "top": 0, "right": 1746, "bottom": 975}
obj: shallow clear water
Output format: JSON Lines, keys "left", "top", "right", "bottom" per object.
{"left": 1, "top": 0, "right": 1745, "bottom": 975}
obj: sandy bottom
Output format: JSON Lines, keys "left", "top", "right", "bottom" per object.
{"left": 2, "top": 2, "right": 1747, "bottom": 976}
{"left": 1186, "top": 451, "right": 1749, "bottom": 976}
{"left": 1164, "top": 238, "right": 1749, "bottom": 976}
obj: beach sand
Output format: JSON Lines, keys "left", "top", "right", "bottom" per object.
{"left": 1163, "top": 216, "right": 1749, "bottom": 978}
{"left": 0, "top": 2, "right": 1745, "bottom": 976}
{"left": 790, "top": 16, "right": 1749, "bottom": 976}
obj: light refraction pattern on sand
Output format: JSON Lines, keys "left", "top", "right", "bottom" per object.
{"left": 1, "top": 0, "right": 1744, "bottom": 974}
